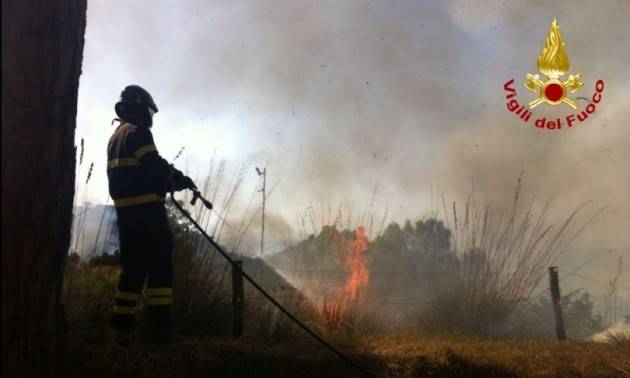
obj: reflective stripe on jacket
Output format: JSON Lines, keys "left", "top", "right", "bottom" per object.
{"left": 107, "top": 122, "right": 177, "bottom": 207}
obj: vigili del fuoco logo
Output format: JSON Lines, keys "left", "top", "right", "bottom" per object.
{"left": 503, "top": 18, "right": 604, "bottom": 130}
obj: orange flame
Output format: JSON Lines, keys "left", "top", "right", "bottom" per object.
{"left": 320, "top": 227, "right": 370, "bottom": 328}
{"left": 340, "top": 227, "right": 370, "bottom": 301}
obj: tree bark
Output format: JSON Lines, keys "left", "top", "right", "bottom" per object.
{"left": 2, "top": 1, "right": 87, "bottom": 377}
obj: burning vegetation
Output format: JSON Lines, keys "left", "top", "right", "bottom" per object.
{"left": 266, "top": 180, "right": 611, "bottom": 340}
{"left": 321, "top": 227, "right": 371, "bottom": 329}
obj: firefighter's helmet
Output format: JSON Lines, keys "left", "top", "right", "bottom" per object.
{"left": 115, "top": 85, "right": 158, "bottom": 126}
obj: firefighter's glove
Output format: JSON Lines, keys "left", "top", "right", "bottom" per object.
{"left": 171, "top": 171, "right": 197, "bottom": 192}
{"left": 180, "top": 176, "right": 197, "bottom": 190}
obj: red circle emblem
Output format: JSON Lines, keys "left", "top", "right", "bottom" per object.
{"left": 544, "top": 83, "right": 564, "bottom": 102}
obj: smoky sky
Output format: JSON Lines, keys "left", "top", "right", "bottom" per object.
{"left": 77, "top": 0, "right": 629, "bottom": 292}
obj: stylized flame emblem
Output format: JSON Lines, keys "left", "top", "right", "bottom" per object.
{"left": 524, "top": 19, "right": 583, "bottom": 109}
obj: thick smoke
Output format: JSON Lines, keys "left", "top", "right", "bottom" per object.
{"left": 78, "top": 1, "right": 629, "bottom": 293}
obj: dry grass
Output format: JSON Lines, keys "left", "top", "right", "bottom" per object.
{"left": 62, "top": 262, "right": 119, "bottom": 327}
{"left": 320, "top": 301, "right": 357, "bottom": 331}
{"left": 604, "top": 331, "right": 630, "bottom": 348}
{"left": 368, "top": 335, "right": 630, "bottom": 377}
{"left": 63, "top": 330, "right": 630, "bottom": 377}
{"left": 64, "top": 160, "right": 625, "bottom": 377}
{"left": 423, "top": 177, "right": 604, "bottom": 336}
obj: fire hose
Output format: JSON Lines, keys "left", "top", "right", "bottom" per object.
{"left": 170, "top": 190, "right": 373, "bottom": 377}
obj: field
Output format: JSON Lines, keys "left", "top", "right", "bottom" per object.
{"left": 64, "top": 176, "right": 629, "bottom": 377}
{"left": 60, "top": 258, "right": 629, "bottom": 377}
{"left": 64, "top": 331, "right": 629, "bottom": 377}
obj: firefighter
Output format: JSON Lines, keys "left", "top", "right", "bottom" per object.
{"left": 107, "top": 85, "right": 195, "bottom": 340}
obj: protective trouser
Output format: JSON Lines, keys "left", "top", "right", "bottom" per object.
{"left": 110, "top": 202, "right": 174, "bottom": 333}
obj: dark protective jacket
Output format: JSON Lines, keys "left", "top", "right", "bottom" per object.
{"left": 107, "top": 122, "right": 180, "bottom": 207}
{"left": 107, "top": 121, "right": 178, "bottom": 332}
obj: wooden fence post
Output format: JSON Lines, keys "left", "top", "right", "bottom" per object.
{"left": 548, "top": 266, "right": 567, "bottom": 340}
{"left": 232, "top": 260, "right": 244, "bottom": 339}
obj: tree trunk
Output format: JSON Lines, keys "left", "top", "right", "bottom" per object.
{"left": 2, "top": 1, "right": 87, "bottom": 377}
